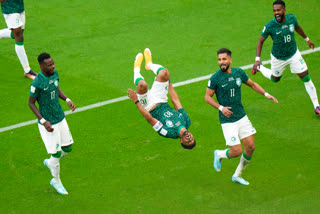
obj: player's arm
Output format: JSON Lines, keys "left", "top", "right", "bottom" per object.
{"left": 295, "top": 25, "right": 314, "bottom": 49}
{"left": 127, "top": 89, "right": 162, "bottom": 130}
{"left": 58, "top": 87, "right": 75, "bottom": 112}
{"left": 168, "top": 82, "right": 183, "bottom": 110}
{"left": 245, "top": 78, "right": 278, "bottom": 103}
{"left": 28, "top": 96, "right": 54, "bottom": 132}
{"left": 0, "top": 0, "right": 7, "bottom": 3}
{"left": 252, "top": 35, "right": 267, "bottom": 72}
{"left": 205, "top": 88, "right": 233, "bottom": 118}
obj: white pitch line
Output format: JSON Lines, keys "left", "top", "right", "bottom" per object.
{"left": 1, "top": 47, "right": 319, "bottom": 133}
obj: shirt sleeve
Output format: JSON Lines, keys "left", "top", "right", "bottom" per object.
{"left": 292, "top": 14, "right": 298, "bottom": 27}
{"left": 158, "top": 126, "right": 179, "bottom": 139}
{"left": 261, "top": 25, "right": 270, "bottom": 39}
{"left": 29, "top": 83, "right": 40, "bottom": 98}
{"left": 240, "top": 69, "right": 249, "bottom": 83}
{"left": 207, "top": 75, "right": 217, "bottom": 90}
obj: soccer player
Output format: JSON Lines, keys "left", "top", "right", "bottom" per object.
{"left": 28, "top": 53, "right": 75, "bottom": 195}
{"left": 127, "top": 48, "right": 196, "bottom": 149}
{"left": 252, "top": 0, "right": 320, "bottom": 114}
{"left": 205, "top": 48, "right": 278, "bottom": 185}
{"left": 0, "top": 0, "right": 37, "bottom": 79}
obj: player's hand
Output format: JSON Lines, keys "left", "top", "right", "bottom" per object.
{"left": 307, "top": 40, "right": 315, "bottom": 49}
{"left": 67, "top": 101, "right": 76, "bottom": 112}
{"left": 221, "top": 106, "right": 233, "bottom": 118}
{"left": 266, "top": 94, "right": 279, "bottom": 103}
{"left": 252, "top": 61, "right": 260, "bottom": 73}
{"left": 44, "top": 121, "right": 54, "bottom": 132}
{"left": 127, "top": 89, "right": 139, "bottom": 103}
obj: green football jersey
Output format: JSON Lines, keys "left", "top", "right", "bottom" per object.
{"left": 29, "top": 70, "right": 65, "bottom": 125}
{"left": 261, "top": 14, "right": 298, "bottom": 60}
{"left": 207, "top": 67, "right": 248, "bottom": 124}
{"left": 1, "top": 0, "right": 24, "bottom": 14}
{"left": 150, "top": 103, "right": 191, "bottom": 139}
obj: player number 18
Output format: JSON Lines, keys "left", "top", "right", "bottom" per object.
{"left": 284, "top": 35, "right": 291, "bottom": 43}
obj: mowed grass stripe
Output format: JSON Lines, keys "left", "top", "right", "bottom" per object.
{"left": 1, "top": 47, "right": 319, "bottom": 133}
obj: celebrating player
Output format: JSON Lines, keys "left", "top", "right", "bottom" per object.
{"left": 127, "top": 48, "right": 196, "bottom": 149}
{"left": 251, "top": 0, "right": 320, "bottom": 114}
{"left": 205, "top": 48, "right": 278, "bottom": 185}
{"left": 0, "top": 0, "right": 37, "bottom": 79}
{"left": 29, "top": 53, "right": 76, "bottom": 195}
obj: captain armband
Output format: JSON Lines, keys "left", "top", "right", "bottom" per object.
{"left": 153, "top": 121, "right": 163, "bottom": 132}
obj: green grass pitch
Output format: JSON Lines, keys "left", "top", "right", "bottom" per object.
{"left": 0, "top": 0, "right": 320, "bottom": 213}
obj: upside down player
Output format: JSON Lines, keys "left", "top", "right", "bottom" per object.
{"left": 127, "top": 48, "right": 196, "bottom": 149}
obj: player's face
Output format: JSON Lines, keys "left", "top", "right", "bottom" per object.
{"left": 218, "top": 53, "right": 232, "bottom": 73}
{"left": 273, "top": 4, "right": 286, "bottom": 23}
{"left": 41, "top": 58, "right": 55, "bottom": 76}
{"left": 181, "top": 131, "right": 195, "bottom": 146}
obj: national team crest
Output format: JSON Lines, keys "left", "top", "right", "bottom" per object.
{"left": 54, "top": 80, "right": 59, "bottom": 87}
{"left": 166, "top": 120, "right": 173, "bottom": 127}
{"left": 289, "top": 24, "right": 294, "bottom": 32}
{"left": 236, "top": 78, "right": 241, "bottom": 87}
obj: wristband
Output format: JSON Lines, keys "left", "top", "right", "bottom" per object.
{"left": 153, "top": 121, "right": 163, "bottom": 131}
{"left": 40, "top": 118, "right": 46, "bottom": 125}
{"left": 66, "top": 98, "right": 71, "bottom": 102}
{"left": 135, "top": 100, "right": 139, "bottom": 104}
{"left": 305, "top": 37, "right": 310, "bottom": 42}
{"left": 218, "top": 105, "right": 224, "bottom": 111}
{"left": 255, "top": 56, "right": 260, "bottom": 61}
{"left": 264, "top": 92, "right": 270, "bottom": 97}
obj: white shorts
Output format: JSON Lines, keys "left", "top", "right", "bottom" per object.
{"left": 221, "top": 115, "right": 256, "bottom": 146}
{"left": 271, "top": 49, "right": 308, "bottom": 77}
{"left": 3, "top": 11, "right": 25, "bottom": 29}
{"left": 38, "top": 118, "right": 74, "bottom": 154}
{"left": 137, "top": 80, "right": 169, "bottom": 111}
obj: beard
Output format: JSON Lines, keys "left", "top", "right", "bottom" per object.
{"left": 220, "top": 64, "right": 230, "bottom": 73}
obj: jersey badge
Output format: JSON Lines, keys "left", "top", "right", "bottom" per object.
{"left": 236, "top": 78, "right": 241, "bottom": 87}
{"left": 54, "top": 80, "right": 59, "bottom": 87}
{"left": 166, "top": 120, "right": 174, "bottom": 127}
{"left": 289, "top": 24, "right": 294, "bottom": 32}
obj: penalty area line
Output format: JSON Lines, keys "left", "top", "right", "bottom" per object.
{"left": 1, "top": 47, "right": 319, "bottom": 133}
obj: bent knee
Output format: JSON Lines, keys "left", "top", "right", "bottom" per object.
{"left": 158, "top": 68, "right": 170, "bottom": 81}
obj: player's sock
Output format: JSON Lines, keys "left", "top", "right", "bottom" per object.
{"left": 258, "top": 64, "right": 272, "bottom": 80}
{"left": 134, "top": 67, "right": 144, "bottom": 86}
{"left": 48, "top": 155, "right": 61, "bottom": 183}
{"left": 15, "top": 42, "right": 31, "bottom": 73}
{"left": 217, "top": 149, "right": 230, "bottom": 159}
{"left": 0, "top": 28, "right": 11, "bottom": 38}
{"left": 61, "top": 145, "right": 72, "bottom": 158}
{"left": 302, "top": 77, "right": 319, "bottom": 109}
{"left": 234, "top": 152, "right": 251, "bottom": 177}
{"left": 147, "top": 63, "right": 165, "bottom": 75}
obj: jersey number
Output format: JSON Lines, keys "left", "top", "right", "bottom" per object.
{"left": 164, "top": 111, "right": 173, "bottom": 118}
{"left": 50, "top": 91, "right": 56, "bottom": 99}
{"left": 230, "top": 88, "right": 235, "bottom": 97}
{"left": 284, "top": 35, "right": 291, "bottom": 43}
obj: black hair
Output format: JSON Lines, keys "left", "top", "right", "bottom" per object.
{"left": 273, "top": 0, "right": 285, "bottom": 9}
{"left": 181, "top": 139, "right": 196, "bottom": 150}
{"left": 37, "top": 52, "right": 51, "bottom": 64}
{"left": 217, "top": 48, "right": 232, "bottom": 56}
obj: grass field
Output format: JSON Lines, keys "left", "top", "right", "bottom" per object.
{"left": 1, "top": 0, "right": 320, "bottom": 213}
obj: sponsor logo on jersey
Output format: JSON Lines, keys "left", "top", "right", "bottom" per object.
{"left": 165, "top": 85, "right": 168, "bottom": 90}
{"left": 276, "top": 31, "right": 282, "bottom": 34}
{"left": 222, "top": 84, "right": 228, "bottom": 87}
{"left": 231, "top": 136, "right": 236, "bottom": 142}
{"left": 236, "top": 78, "right": 241, "bottom": 87}
{"left": 166, "top": 120, "right": 174, "bottom": 128}
{"left": 289, "top": 24, "right": 294, "bottom": 32}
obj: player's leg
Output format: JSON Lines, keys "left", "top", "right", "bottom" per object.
{"left": 214, "top": 122, "right": 242, "bottom": 172}
{"left": 290, "top": 51, "right": 320, "bottom": 114}
{"left": 60, "top": 118, "right": 74, "bottom": 158}
{"left": 39, "top": 122, "right": 68, "bottom": 194}
{"left": 144, "top": 48, "right": 166, "bottom": 76}
{"left": 133, "top": 52, "right": 150, "bottom": 107}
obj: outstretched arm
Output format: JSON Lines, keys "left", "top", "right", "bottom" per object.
{"left": 28, "top": 96, "right": 54, "bottom": 132}
{"left": 295, "top": 25, "right": 314, "bottom": 49}
{"left": 252, "top": 35, "right": 266, "bottom": 72}
{"left": 168, "top": 82, "right": 182, "bottom": 110}
{"left": 245, "top": 78, "right": 278, "bottom": 103}
{"left": 205, "top": 88, "right": 233, "bottom": 118}
{"left": 58, "top": 87, "right": 76, "bottom": 112}
{"left": 127, "top": 89, "right": 158, "bottom": 127}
